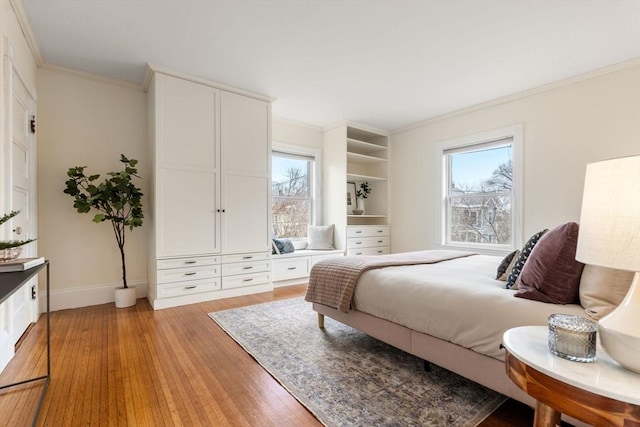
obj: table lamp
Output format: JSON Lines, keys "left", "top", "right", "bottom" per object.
{"left": 575, "top": 155, "right": 640, "bottom": 373}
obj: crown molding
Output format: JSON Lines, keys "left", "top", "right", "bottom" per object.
{"left": 40, "top": 63, "right": 144, "bottom": 91}
{"left": 272, "top": 116, "right": 323, "bottom": 132}
{"left": 145, "top": 63, "right": 275, "bottom": 102}
{"left": 10, "top": 0, "right": 44, "bottom": 67}
{"left": 393, "top": 57, "right": 640, "bottom": 135}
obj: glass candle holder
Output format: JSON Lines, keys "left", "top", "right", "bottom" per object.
{"left": 548, "top": 313, "right": 597, "bottom": 363}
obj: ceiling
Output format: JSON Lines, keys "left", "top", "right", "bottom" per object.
{"left": 21, "top": 0, "right": 640, "bottom": 131}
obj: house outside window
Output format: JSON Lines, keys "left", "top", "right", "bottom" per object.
{"left": 437, "top": 125, "right": 523, "bottom": 253}
{"left": 271, "top": 145, "right": 319, "bottom": 239}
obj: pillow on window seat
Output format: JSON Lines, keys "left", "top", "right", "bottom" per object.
{"left": 307, "top": 225, "right": 334, "bottom": 250}
{"left": 514, "top": 222, "right": 585, "bottom": 304}
{"left": 272, "top": 238, "right": 295, "bottom": 254}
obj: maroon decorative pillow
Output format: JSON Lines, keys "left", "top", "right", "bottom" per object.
{"left": 514, "top": 222, "right": 585, "bottom": 304}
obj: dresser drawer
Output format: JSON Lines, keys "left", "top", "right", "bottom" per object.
{"left": 347, "top": 246, "right": 390, "bottom": 256}
{"left": 157, "top": 264, "right": 220, "bottom": 285}
{"left": 156, "top": 255, "right": 220, "bottom": 270}
{"left": 272, "top": 257, "right": 309, "bottom": 280}
{"left": 221, "top": 272, "right": 271, "bottom": 289}
{"left": 221, "top": 260, "right": 271, "bottom": 276}
{"left": 347, "top": 226, "right": 389, "bottom": 238}
{"left": 221, "top": 252, "right": 270, "bottom": 264}
{"left": 347, "top": 236, "right": 390, "bottom": 249}
{"left": 310, "top": 252, "right": 344, "bottom": 267}
{"left": 156, "top": 277, "right": 221, "bottom": 299}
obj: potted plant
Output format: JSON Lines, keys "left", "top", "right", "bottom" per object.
{"left": 63, "top": 154, "right": 144, "bottom": 308}
{"left": 0, "top": 210, "right": 36, "bottom": 261}
{"left": 355, "top": 181, "right": 371, "bottom": 214}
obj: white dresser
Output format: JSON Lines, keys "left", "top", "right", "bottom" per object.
{"left": 346, "top": 226, "right": 390, "bottom": 256}
{"left": 271, "top": 249, "right": 344, "bottom": 286}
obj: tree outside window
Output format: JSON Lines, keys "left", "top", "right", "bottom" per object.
{"left": 272, "top": 153, "right": 313, "bottom": 238}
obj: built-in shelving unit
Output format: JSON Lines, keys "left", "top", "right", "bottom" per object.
{"left": 323, "top": 122, "right": 390, "bottom": 253}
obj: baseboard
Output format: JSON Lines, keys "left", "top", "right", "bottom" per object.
{"left": 40, "top": 280, "right": 148, "bottom": 312}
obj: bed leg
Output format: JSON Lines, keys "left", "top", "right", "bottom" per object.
{"left": 317, "top": 313, "right": 325, "bottom": 329}
{"left": 423, "top": 360, "right": 431, "bottom": 372}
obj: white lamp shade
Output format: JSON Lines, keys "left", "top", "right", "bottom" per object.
{"left": 576, "top": 155, "right": 640, "bottom": 373}
{"left": 576, "top": 155, "right": 640, "bottom": 271}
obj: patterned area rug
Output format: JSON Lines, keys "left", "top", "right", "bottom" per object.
{"left": 208, "top": 298, "right": 506, "bottom": 427}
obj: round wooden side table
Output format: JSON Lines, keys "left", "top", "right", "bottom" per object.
{"left": 503, "top": 326, "right": 640, "bottom": 426}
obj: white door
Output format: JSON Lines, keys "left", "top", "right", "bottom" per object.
{"left": 7, "top": 66, "right": 37, "bottom": 345}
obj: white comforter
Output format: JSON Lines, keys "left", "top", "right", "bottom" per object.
{"left": 353, "top": 254, "right": 586, "bottom": 360}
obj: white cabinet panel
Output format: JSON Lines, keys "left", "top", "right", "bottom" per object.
{"left": 157, "top": 168, "right": 219, "bottom": 257}
{"left": 221, "top": 174, "right": 269, "bottom": 254}
{"left": 156, "top": 74, "right": 219, "bottom": 170}
{"left": 221, "top": 92, "right": 269, "bottom": 176}
{"left": 272, "top": 257, "right": 309, "bottom": 280}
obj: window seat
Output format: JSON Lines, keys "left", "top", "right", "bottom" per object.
{"left": 271, "top": 248, "right": 344, "bottom": 286}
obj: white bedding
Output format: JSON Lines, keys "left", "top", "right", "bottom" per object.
{"left": 353, "top": 254, "right": 586, "bottom": 360}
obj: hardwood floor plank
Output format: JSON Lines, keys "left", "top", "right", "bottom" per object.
{"left": 0, "top": 284, "right": 536, "bottom": 426}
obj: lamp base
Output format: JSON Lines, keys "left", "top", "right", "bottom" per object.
{"left": 598, "top": 271, "right": 640, "bottom": 373}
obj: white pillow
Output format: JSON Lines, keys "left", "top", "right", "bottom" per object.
{"left": 307, "top": 225, "right": 334, "bottom": 250}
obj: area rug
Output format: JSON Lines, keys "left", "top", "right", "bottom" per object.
{"left": 208, "top": 298, "right": 506, "bottom": 427}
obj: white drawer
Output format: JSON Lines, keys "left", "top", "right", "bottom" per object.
{"left": 221, "top": 252, "right": 270, "bottom": 264}
{"left": 272, "top": 257, "right": 309, "bottom": 280}
{"left": 157, "top": 277, "right": 221, "bottom": 299}
{"left": 157, "top": 255, "right": 220, "bottom": 270}
{"left": 347, "top": 226, "right": 389, "bottom": 238}
{"left": 347, "top": 246, "right": 390, "bottom": 256}
{"left": 310, "top": 252, "right": 343, "bottom": 267}
{"left": 347, "top": 236, "right": 390, "bottom": 249}
{"left": 221, "top": 272, "right": 271, "bottom": 289}
{"left": 157, "top": 264, "right": 220, "bottom": 284}
{"left": 221, "top": 260, "right": 271, "bottom": 276}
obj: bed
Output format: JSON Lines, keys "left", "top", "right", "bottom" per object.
{"left": 305, "top": 249, "right": 590, "bottom": 425}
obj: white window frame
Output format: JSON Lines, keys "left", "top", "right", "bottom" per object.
{"left": 271, "top": 142, "right": 322, "bottom": 243}
{"left": 435, "top": 124, "right": 523, "bottom": 255}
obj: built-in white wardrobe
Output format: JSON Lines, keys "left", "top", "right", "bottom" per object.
{"left": 146, "top": 67, "right": 272, "bottom": 309}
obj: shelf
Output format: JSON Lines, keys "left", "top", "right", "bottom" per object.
{"left": 347, "top": 138, "right": 388, "bottom": 156}
{"left": 347, "top": 152, "right": 387, "bottom": 165}
{"left": 347, "top": 173, "right": 387, "bottom": 182}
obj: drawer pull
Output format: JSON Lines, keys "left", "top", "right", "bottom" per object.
{"left": 184, "top": 285, "right": 197, "bottom": 290}
{"left": 184, "top": 261, "right": 197, "bottom": 264}
{"left": 377, "top": 250, "right": 383, "bottom": 253}
{"left": 355, "top": 242, "right": 362, "bottom": 245}
{"left": 242, "top": 256, "right": 253, "bottom": 260}
{"left": 378, "top": 240, "right": 384, "bottom": 243}
{"left": 243, "top": 266, "right": 253, "bottom": 270}
{"left": 355, "top": 253, "right": 363, "bottom": 255}
{"left": 184, "top": 272, "right": 197, "bottom": 276}
{"left": 287, "top": 267, "right": 297, "bottom": 270}
{"left": 377, "top": 230, "right": 383, "bottom": 233}
{"left": 355, "top": 230, "right": 363, "bottom": 234}
{"left": 243, "top": 278, "right": 254, "bottom": 282}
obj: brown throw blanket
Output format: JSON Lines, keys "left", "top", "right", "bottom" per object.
{"left": 305, "top": 250, "right": 475, "bottom": 313}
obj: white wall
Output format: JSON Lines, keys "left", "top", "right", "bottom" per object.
{"left": 390, "top": 61, "right": 640, "bottom": 253}
{"left": 272, "top": 117, "right": 323, "bottom": 149}
{"left": 37, "top": 68, "right": 148, "bottom": 309}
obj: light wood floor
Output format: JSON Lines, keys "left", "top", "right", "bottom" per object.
{"left": 0, "top": 285, "right": 537, "bottom": 426}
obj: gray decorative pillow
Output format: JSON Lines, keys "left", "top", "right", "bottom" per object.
{"left": 307, "top": 225, "right": 334, "bottom": 250}
{"left": 505, "top": 229, "right": 548, "bottom": 289}
{"left": 496, "top": 250, "right": 519, "bottom": 280}
{"left": 272, "top": 238, "right": 295, "bottom": 254}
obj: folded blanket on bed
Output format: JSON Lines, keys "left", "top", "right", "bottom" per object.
{"left": 305, "top": 250, "right": 475, "bottom": 312}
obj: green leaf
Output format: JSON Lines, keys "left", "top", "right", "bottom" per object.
{"left": 93, "top": 213, "right": 106, "bottom": 223}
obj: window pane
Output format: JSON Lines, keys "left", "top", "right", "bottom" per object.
{"left": 447, "top": 145, "right": 512, "bottom": 246}
{"left": 272, "top": 154, "right": 312, "bottom": 238}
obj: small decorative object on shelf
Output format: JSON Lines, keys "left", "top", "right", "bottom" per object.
{"left": 0, "top": 210, "right": 36, "bottom": 262}
{"left": 548, "top": 313, "right": 597, "bottom": 362}
{"left": 355, "top": 182, "right": 371, "bottom": 214}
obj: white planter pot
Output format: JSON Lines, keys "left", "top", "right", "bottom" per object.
{"left": 114, "top": 287, "right": 137, "bottom": 308}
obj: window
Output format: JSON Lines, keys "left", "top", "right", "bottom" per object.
{"left": 271, "top": 146, "right": 317, "bottom": 239}
{"left": 437, "top": 125, "right": 522, "bottom": 252}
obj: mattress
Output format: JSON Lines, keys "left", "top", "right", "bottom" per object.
{"left": 353, "top": 254, "right": 586, "bottom": 360}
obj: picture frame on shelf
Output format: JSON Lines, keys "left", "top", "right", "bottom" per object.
{"left": 347, "top": 182, "right": 357, "bottom": 214}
